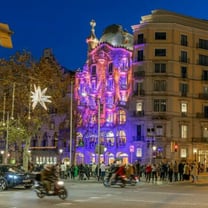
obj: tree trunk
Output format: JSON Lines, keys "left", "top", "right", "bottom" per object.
{"left": 22, "top": 137, "right": 31, "bottom": 171}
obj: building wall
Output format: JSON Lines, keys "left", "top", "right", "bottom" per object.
{"left": 74, "top": 41, "right": 133, "bottom": 165}
{"left": 131, "top": 10, "right": 208, "bottom": 165}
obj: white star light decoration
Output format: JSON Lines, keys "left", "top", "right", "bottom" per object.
{"left": 31, "top": 84, "right": 52, "bottom": 110}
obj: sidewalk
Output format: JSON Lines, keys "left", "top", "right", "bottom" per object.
{"left": 139, "top": 172, "right": 208, "bottom": 185}
{"left": 64, "top": 172, "right": 208, "bottom": 185}
{"left": 195, "top": 172, "right": 208, "bottom": 184}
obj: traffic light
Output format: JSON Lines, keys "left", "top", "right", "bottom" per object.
{"left": 174, "top": 143, "right": 178, "bottom": 152}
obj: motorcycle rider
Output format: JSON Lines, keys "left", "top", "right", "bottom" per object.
{"left": 41, "top": 164, "right": 59, "bottom": 194}
{"left": 126, "top": 163, "right": 136, "bottom": 179}
{"left": 115, "top": 164, "right": 126, "bottom": 179}
{"left": 109, "top": 160, "right": 119, "bottom": 186}
{"left": 109, "top": 161, "right": 126, "bottom": 186}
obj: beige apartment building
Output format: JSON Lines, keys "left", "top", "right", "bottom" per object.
{"left": 130, "top": 10, "right": 208, "bottom": 166}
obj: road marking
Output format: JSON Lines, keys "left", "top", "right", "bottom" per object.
{"left": 55, "top": 202, "right": 73, "bottom": 206}
{"left": 74, "top": 196, "right": 104, "bottom": 202}
{"left": 130, "top": 190, "right": 193, "bottom": 196}
{"left": 74, "top": 199, "right": 90, "bottom": 202}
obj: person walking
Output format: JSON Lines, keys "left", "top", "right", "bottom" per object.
{"left": 70, "top": 164, "right": 75, "bottom": 180}
{"left": 183, "top": 162, "right": 191, "bottom": 181}
{"left": 190, "top": 161, "right": 198, "bottom": 183}
{"left": 168, "top": 162, "right": 173, "bottom": 183}
{"left": 145, "top": 163, "right": 152, "bottom": 183}
{"left": 173, "top": 161, "right": 178, "bottom": 182}
{"left": 178, "top": 161, "right": 184, "bottom": 181}
{"left": 151, "top": 163, "right": 157, "bottom": 183}
{"left": 60, "top": 162, "right": 67, "bottom": 179}
{"left": 100, "top": 162, "right": 106, "bottom": 181}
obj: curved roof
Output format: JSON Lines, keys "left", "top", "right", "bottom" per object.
{"left": 100, "top": 24, "right": 133, "bottom": 50}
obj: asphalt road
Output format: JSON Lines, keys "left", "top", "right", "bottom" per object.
{"left": 1, "top": 179, "right": 208, "bottom": 208}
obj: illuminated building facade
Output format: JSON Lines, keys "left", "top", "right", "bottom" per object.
{"left": 74, "top": 10, "right": 208, "bottom": 166}
{"left": 74, "top": 20, "right": 134, "bottom": 164}
{"left": 26, "top": 10, "right": 208, "bottom": 167}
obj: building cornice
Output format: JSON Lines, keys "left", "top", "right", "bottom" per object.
{"left": 132, "top": 9, "right": 208, "bottom": 32}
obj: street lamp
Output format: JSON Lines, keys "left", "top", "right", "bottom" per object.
{"left": 69, "top": 79, "right": 73, "bottom": 166}
{"left": 152, "top": 145, "right": 157, "bottom": 163}
{"left": 59, "top": 149, "right": 63, "bottom": 163}
{"left": 97, "top": 98, "right": 101, "bottom": 178}
{"left": 0, "top": 150, "right": 4, "bottom": 164}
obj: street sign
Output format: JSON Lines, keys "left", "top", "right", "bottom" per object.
{"left": 129, "top": 145, "right": 134, "bottom": 153}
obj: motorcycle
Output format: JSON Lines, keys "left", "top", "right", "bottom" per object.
{"left": 34, "top": 180, "right": 68, "bottom": 200}
{"left": 126, "top": 175, "right": 139, "bottom": 186}
{"left": 103, "top": 171, "right": 127, "bottom": 188}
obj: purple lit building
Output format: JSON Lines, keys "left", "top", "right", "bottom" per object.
{"left": 74, "top": 20, "right": 137, "bottom": 165}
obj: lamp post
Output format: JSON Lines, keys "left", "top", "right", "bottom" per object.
{"left": 152, "top": 145, "right": 157, "bottom": 163}
{"left": 0, "top": 150, "right": 4, "bottom": 164}
{"left": 69, "top": 79, "right": 73, "bottom": 166}
{"left": 129, "top": 145, "right": 135, "bottom": 164}
{"left": 104, "top": 147, "right": 107, "bottom": 164}
{"left": 5, "top": 112, "right": 9, "bottom": 164}
{"left": 59, "top": 148, "right": 63, "bottom": 163}
{"left": 97, "top": 98, "right": 101, "bottom": 179}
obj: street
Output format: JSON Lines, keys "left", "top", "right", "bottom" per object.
{"left": 1, "top": 179, "right": 208, "bottom": 208}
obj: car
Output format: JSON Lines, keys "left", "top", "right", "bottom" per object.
{"left": 0, "top": 164, "right": 34, "bottom": 191}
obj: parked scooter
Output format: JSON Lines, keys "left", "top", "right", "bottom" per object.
{"left": 34, "top": 180, "right": 68, "bottom": 200}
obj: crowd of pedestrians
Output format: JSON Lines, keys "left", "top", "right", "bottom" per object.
{"left": 30, "top": 159, "right": 204, "bottom": 185}
{"left": 142, "top": 160, "right": 201, "bottom": 184}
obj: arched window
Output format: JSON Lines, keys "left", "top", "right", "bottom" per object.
{"left": 108, "top": 62, "right": 113, "bottom": 75}
{"left": 91, "top": 65, "right": 97, "bottom": 76}
{"left": 76, "top": 132, "right": 84, "bottom": 147}
{"left": 31, "top": 137, "right": 38, "bottom": 147}
{"left": 42, "top": 132, "right": 48, "bottom": 147}
{"left": 106, "top": 131, "right": 115, "bottom": 146}
{"left": 116, "top": 130, "right": 126, "bottom": 145}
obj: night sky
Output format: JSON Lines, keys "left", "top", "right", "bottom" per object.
{"left": 0, "top": 0, "right": 207, "bottom": 70}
